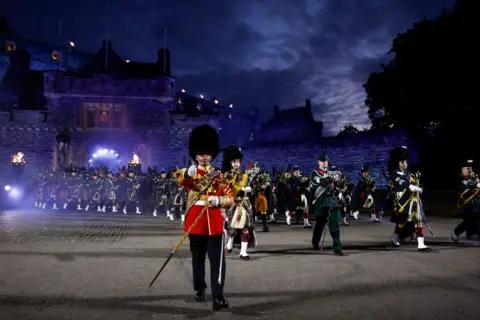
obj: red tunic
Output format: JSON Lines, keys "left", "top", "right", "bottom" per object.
{"left": 179, "top": 167, "right": 233, "bottom": 236}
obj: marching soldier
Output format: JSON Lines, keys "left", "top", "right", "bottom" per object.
{"left": 389, "top": 146, "right": 431, "bottom": 252}
{"left": 153, "top": 170, "right": 173, "bottom": 219}
{"left": 174, "top": 125, "right": 233, "bottom": 311}
{"left": 221, "top": 145, "right": 255, "bottom": 259}
{"left": 289, "top": 166, "right": 312, "bottom": 228}
{"left": 452, "top": 160, "right": 480, "bottom": 242}
{"left": 351, "top": 167, "right": 381, "bottom": 222}
{"left": 310, "top": 154, "right": 344, "bottom": 256}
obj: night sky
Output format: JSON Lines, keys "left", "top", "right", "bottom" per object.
{"left": 4, "top": 0, "right": 455, "bottom": 136}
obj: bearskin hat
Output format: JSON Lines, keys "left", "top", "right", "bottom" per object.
{"left": 292, "top": 166, "right": 300, "bottom": 172}
{"left": 188, "top": 125, "right": 220, "bottom": 162}
{"left": 388, "top": 146, "right": 408, "bottom": 173}
{"left": 462, "top": 159, "right": 473, "bottom": 168}
{"left": 361, "top": 166, "right": 368, "bottom": 173}
{"left": 221, "top": 145, "right": 243, "bottom": 172}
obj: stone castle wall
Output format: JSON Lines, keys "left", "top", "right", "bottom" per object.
{"left": 0, "top": 123, "right": 411, "bottom": 188}
{"left": 43, "top": 71, "right": 176, "bottom": 100}
{"left": 211, "top": 129, "right": 411, "bottom": 188}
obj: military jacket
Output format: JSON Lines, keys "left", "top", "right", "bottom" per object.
{"left": 310, "top": 168, "right": 339, "bottom": 208}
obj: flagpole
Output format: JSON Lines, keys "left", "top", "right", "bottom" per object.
{"left": 105, "top": 2, "right": 110, "bottom": 72}
{"left": 163, "top": 28, "right": 167, "bottom": 75}
{"left": 57, "top": 20, "right": 61, "bottom": 71}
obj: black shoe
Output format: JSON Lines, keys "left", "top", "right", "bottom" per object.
{"left": 418, "top": 247, "right": 432, "bottom": 252}
{"left": 263, "top": 226, "right": 269, "bottom": 232}
{"left": 227, "top": 248, "right": 232, "bottom": 253}
{"left": 195, "top": 291, "right": 205, "bottom": 302}
{"left": 240, "top": 254, "right": 250, "bottom": 260}
{"left": 212, "top": 296, "right": 229, "bottom": 311}
{"left": 333, "top": 250, "right": 344, "bottom": 256}
{"left": 312, "top": 244, "right": 320, "bottom": 251}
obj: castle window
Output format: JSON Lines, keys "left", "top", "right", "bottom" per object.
{"left": 99, "top": 111, "right": 109, "bottom": 124}
{"left": 5, "top": 41, "right": 16, "bottom": 52}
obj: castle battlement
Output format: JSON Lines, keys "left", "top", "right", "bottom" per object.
{"left": 42, "top": 71, "right": 176, "bottom": 101}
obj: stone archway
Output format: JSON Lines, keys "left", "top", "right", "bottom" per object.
{"left": 53, "top": 129, "right": 71, "bottom": 170}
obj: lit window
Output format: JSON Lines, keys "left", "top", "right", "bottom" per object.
{"left": 100, "top": 111, "right": 109, "bottom": 124}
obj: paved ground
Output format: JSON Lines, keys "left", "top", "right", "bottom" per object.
{"left": 0, "top": 209, "right": 478, "bottom": 320}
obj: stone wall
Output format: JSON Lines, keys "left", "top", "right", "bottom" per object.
{"left": 0, "top": 118, "right": 413, "bottom": 190}
{"left": 213, "top": 129, "right": 412, "bottom": 188}
{"left": 0, "top": 124, "right": 57, "bottom": 183}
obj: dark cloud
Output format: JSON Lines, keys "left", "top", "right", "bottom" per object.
{"left": 3, "top": 0, "right": 456, "bottom": 136}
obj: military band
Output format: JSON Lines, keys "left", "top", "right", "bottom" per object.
{"left": 30, "top": 134, "right": 480, "bottom": 311}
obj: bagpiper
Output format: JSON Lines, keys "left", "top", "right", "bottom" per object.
{"left": 173, "top": 124, "right": 233, "bottom": 311}
{"left": 222, "top": 145, "right": 255, "bottom": 260}
{"left": 286, "top": 166, "right": 312, "bottom": 228}
{"left": 310, "top": 153, "right": 344, "bottom": 256}
{"left": 351, "top": 166, "right": 380, "bottom": 222}
{"left": 389, "top": 146, "right": 431, "bottom": 252}
{"left": 452, "top": 160, "right": 480, "bottom": 242}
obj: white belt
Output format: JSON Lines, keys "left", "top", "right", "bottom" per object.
{"left": 194, "top": 200, "right": 206, "bottom": 206}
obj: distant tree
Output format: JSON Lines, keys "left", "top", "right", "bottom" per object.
{"left": 363, "top": 0, "right": 479, "bottom": 136}
{"left": 0, "top": 16, "right": 14, "bottom": 36}
{"left": 337, "top": 124, "right": 359, "bottom": 136}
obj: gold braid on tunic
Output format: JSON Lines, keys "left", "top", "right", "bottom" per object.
{"left": 174, "top": 168, "right": 234, "bottom": 211}
{"left": 231, "top": 173, "right": 249, "bottom": 196}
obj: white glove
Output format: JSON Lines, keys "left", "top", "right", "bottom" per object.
{"left": 409, "top": 185, "right": 422, "bottom": 193}
{"left": 338, "top": 192, "right": 343, "bottom": 200}
{"left": 314, "top": 176, "right": 321, "bottom": 183}
{"left": 476, "top": 183, "right": 480, "bottom": 188}
{"left": 301, "top": 194, "right": 307, "bottom": 205}
{"left": 242, "top": 186, "right": 252, "bottom": 193}
{"left": 208, "top": 196, "right": 220, "bottom": 207}
{"left": 187, "top": 165, "right": 196, "bottom": 177}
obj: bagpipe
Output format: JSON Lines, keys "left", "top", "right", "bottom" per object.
{"left": 458, "top": 170, "right": 480, "bottom": 209}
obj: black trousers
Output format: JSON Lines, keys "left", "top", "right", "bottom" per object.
{"left": 189, "top": 234, "right": 226, "bottom": 298}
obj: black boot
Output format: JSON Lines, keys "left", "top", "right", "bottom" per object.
{"left": 195, "top": 291, "right": 205, "bottom": 302}
{"left": 262, "top": 214, "right": 269, "bottom": 232}
{"left": 212, "top": 296, "right": 229, "bottom": 311}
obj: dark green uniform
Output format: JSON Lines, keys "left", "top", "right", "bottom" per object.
{"left": 310, "top": 167, "right": 342, "bottom": 254}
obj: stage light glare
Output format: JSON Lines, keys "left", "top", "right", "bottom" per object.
{"left": 93, "top": 154, "right": 97, "bottom": 158}
{"left": 8, "top": 187, "right": 22, "bottom": 200}
{"left": 4, "top": 185, "right": 11, "bottom": 191}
